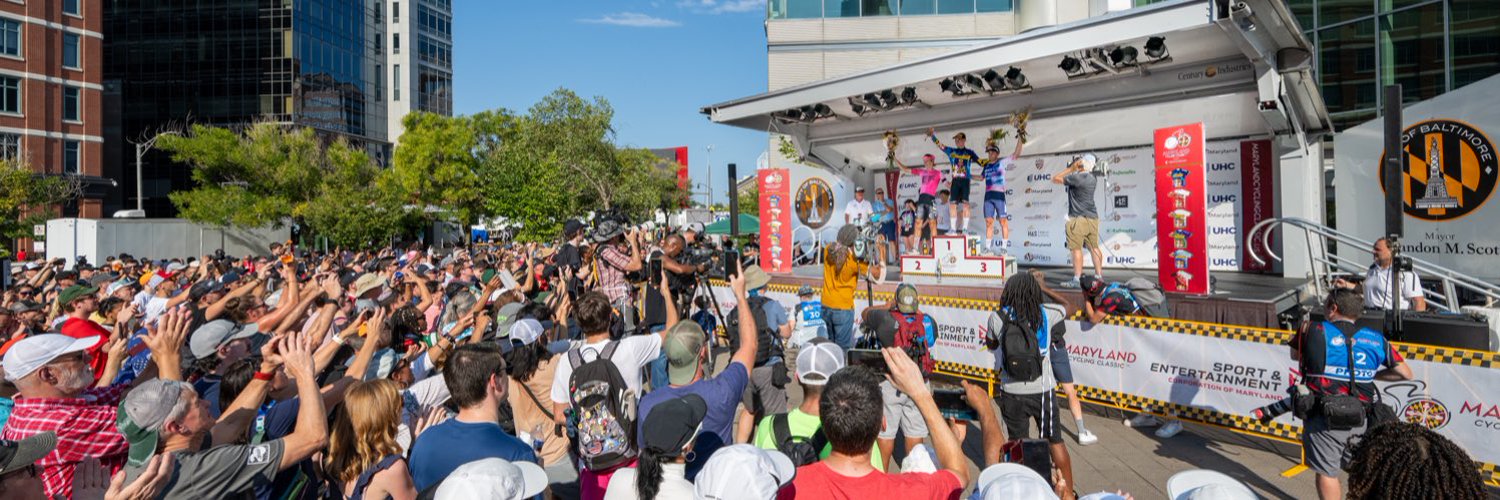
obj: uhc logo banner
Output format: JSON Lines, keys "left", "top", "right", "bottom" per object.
{"left": 1155, "top": 123, "right": 1211, "bottom": 294}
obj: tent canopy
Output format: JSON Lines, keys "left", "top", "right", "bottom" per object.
{"left": 701, "top": 0, "right": 1328, "bottom": 170}
{"left": 704, "top": 214, "right": 760, "bottom": 235}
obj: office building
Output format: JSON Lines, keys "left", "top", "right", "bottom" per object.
{"left": 383, "top": 0, "right": 453, "bottom": 143}
{"left": 0, "top": 0, "right": 105, "bottom": 217}
{"left": 103, "top": 0, "right": 390, "bottom": 217}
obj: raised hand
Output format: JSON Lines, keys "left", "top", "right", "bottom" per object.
{"left": 281, "top": 332, "right": 317, "bottom": 382}
{"left": 106, "top": 453, "right": 174, "bottom": 500}
{"left": 728, "top": 258, "right": 747, "bottom": 298}
{"left": 882, "top": 347, "right": 931, "bottom": 400}
{"left": 320, "top": 275, "right": 343, "bottom": 298}
{"left": 412, "top": 406, "right": 449, "bottom": 440}
{"left": 143, "top": 308, "right": 188, "bottom": 355}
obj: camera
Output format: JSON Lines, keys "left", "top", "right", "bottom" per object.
{"left": 850, "top": 223, "right": 881, "bottom": 263}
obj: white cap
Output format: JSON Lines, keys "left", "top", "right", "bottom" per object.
{"left": 695, "top": 444, "right": 796, "bottom": 500}
{"left": 509, "top": 319, "right": 545, "bottom": 347}
{"left": 972, "top": 463, "right": 1060, "bottom": 500}
{"left": 794, "top": 340, "right": 844, "bottom": 386}
{"left": 2, "top": 334, "right": 100, "bottom": 382}
{"left": 1167, "top": 470, "right": 1258, "bottom": 500}
{"left": 433, "top": 458, "right": 548, "bottom": 500}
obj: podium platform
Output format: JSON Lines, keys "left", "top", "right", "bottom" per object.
{"left": 900, "top": 234, "right": 1017, "bottom": 280}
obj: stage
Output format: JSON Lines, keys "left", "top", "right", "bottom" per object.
{"left": 773, "top": 264, "right": 1312, "bottom": 329}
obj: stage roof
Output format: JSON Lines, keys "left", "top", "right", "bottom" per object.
{"left": 702, "top": 0, "right": 1329, "bottom": 169}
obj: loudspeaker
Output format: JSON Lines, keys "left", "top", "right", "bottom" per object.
{"left": 1307, "top": 309, "right": 1490, "bottom": 351}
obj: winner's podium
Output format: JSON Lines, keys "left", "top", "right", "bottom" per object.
{"left": 900, "top": 235, "right": 1015, "bottom": 279}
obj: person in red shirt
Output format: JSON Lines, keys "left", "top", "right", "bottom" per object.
{"left": 56, "top": 285, "right": 113, "bottom": 379}
{"left": 785, "top": 348, "right": 969, "bottom": 500}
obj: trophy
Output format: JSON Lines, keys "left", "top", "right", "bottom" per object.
{"left": 884, "top": 130, "right": 900, "bottom": 169}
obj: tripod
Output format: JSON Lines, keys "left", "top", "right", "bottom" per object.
{"left": 682, "top": 271, "right": 731, "bottom": 374}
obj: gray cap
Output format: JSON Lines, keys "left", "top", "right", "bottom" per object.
{"left": 493, "top": 302, "right": 526, "bottom": 336}
{"left": 118, "top": 379, "right": 190, "bottom": 468}
{"left": 188, "top": 320, "right": 260, "bottom": 359}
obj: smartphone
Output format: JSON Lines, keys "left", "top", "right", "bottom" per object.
{"left": 1002, "top": 439, "right": 1056, "bottom": 487}
{"left": 648, "top": 257, "right": 663, "bottom": 286}
{"left": 722, "top": 249, "right": 741, "bottom": 279}
{"left": 930, "top": 379, "right": 979, "bottom": 421}
{"left": 846, "top": 349, "right": 888, "bottom": 374}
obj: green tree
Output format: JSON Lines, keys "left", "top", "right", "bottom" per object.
{"left": 737, "top": 183, "right": 759, "bottom": 217}
{"left": 0, "top": 159, "right": 82, "bottom": 258}
{"left": 160, "top": 122, "right": 414, "bottom": 247}
{"left": 387, "top": 112, "right": 489, "bottom": 228}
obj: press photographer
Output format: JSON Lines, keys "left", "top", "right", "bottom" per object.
{"left": 591, "top": 218, "right": 644, "bottom": 334}
{"left": 822, "top": 224, "right": 885, "bottom": 350}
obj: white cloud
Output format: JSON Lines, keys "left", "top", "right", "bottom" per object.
{"left": 577, "top": 12, "right": 682, "bottom": 28}
{"left": 679, "top": 0, "right": 765, "bottom": 14}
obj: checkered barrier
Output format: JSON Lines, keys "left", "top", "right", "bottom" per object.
{"left": 718, "top": 280, "right": 1500, "bottom": 484}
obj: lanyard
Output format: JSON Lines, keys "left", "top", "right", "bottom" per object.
{"left": 252, "top": 399, "right": 278, "bottom": 445}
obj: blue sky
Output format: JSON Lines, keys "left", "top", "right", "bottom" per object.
{"left": 453, "top": 0, "right": 770, "bottom": 205}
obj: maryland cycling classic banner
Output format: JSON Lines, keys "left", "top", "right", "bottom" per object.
{"left": 708, "top": 282, "right": 1500, "bottom": 482}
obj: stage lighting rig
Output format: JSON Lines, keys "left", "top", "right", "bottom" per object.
{"left": 940, "top": 74, "right": 987, "bottom": 97}
{"left": 1144, "top": 36, "right": 1169, "bottom": 59}
{"left": 1109, "top": 46, "right": 1139, "bottom": 67}
{"left": 774, "top": 103, "right": 834, "bottom": 123}
{"left": 1058, "top": 55, "right": 1084, "bottom": 76}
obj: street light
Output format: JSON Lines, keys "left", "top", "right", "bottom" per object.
{"left": 705, "top": 144, "right": 715, "bottom": 209}
{"left": 119, "top": 130, "right": 180, "bottom": 218}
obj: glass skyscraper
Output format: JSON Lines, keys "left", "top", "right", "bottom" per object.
{"left": 102, "top": 0, "right": 388, "bottom": 217}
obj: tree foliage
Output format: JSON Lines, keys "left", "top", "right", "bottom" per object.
{"left": 0, "top": 159, "right": 82, "bottom": 257}
{"left": 158, "top": 88, "right": 686, "bottom": 246}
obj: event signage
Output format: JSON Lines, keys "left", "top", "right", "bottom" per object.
{"left": 892, "top": 139, "right": 1266, "bottom": 272}
{"left": 1239, "top": 139, "right": 1274, "bottom": 272}
{"left": 710, "top": 282, "right": 1500, "bottom": 482}
{"left": 1335, "top": 73, "right": 1500, "bottom": 279}
{"left": 758, "top": 169, "right": 792, "bottom": 273}
{"left": 1154, "top": 123, "right": 1211, "bottom": 294}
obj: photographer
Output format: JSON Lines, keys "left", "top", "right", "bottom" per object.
{"left": 593, "top": 220, "right": 644, "bottom": 334}
{"left": 821, "top": 225, "right": 884, "bottom": 350}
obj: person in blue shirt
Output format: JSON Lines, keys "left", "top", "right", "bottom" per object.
{"left": 790, "top": 285, "right": 826, "bottom": 347}
{"left": 928, "top": 128, "right": 979, "bottom": 236}
{"left": 409, "top": 343, "right": 539, "bottom": 493}
{"left": 634, "top": 267, "right": 757, "bottom": 480}
{"left": 979, "top": 137, "right": 1023, "bottom": 254}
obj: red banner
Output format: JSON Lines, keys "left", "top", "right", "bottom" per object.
{"left": 1155, "top": 123, "right": 1211, "bottom": 294}
{"left": 759, "top": 169, "right": 792, "bottom": 273}
{"left": 1239, "top": 139, "right": 1275, "bottom": 272}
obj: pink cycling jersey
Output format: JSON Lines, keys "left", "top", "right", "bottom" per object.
{"left": 914, "top": 168, "right": 943, "bottom": 196}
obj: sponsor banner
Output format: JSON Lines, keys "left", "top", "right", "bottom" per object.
{"left": 1155, "top": 123, "right": 1211, "bottom": 294}
{"left": 895, "top": 139, "right": 1260, "bottom": 271}
{"left": 759, "top": 169, "right": 792, "bottom": 272}
{"left": 1334, "top": 75, "right": 1500, "bottom": 279}
{"left": 708, "top": 282, "right": 1500, "bottom": 480}
{"left": 1240, "top": 139, "right": 1275, "bottom": 271}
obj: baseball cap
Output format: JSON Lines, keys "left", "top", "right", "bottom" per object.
{"left": 23, "top": 261, "right": 41, "bottom": 271}
{"left": 972, "top": 463, "right": 1060, "bottom": 500}
{"left": 640, "top": 394, "right": 708, "bottom": 455}
{"left": 0, "top": 432, "right": 57, "bottom": 477}
{"left": 508, "top": 318, "right": 544, "bottom": 347}
{"left": 796, "top": 284, "right": 814, "bottom": 297}
{"left": 2, "top": 334, "right": 100, "bottom": 382}
{"left": 433, "top": 458, "right": 548, "bottom": 500}
{"left": 1080, "top": 275, "right": 1104, "bottom": 296}
{"left": 189, "top": 280, "right": 225, "bottom": 302}
{"left": 695, "top": 444, "right": 796, "bottom": 500}
{"left": 664, "top": 321, "right": 707, "bottom": 385}
{"left": 189, "top": 320, "right": 260, "bottom": 359}
{"left": 895, "top": 283, "right": 920, "bottom": 314}
{"left": 164, "top": 262, "right": 187, "bottom": 274}
{"left": 8, "top": 301, "right": 42, "bottom": 314}
{"left": 795, "top": 339, "right": 844, "bottom": 386}
{"left": 220, "top": 271, "right": 242, "bottom": 285}
{"left": 1167, "top": 470, "right": 1258, "bottom": 500}
{"left": 953, "top": 132, "right": 967, "bottom": 139}
{"left": 105, "top": 278, "right": 136, "bottom": 297}
{"left": 563, "top": 219, "right": 585, "bottom": 239}
{"left": 57, "top": 284, "right": 99, "bottom": 306}
{"left": 855, "top": 186, "right": 866, "bottom": 192}
{"left": 117, "top": 379, "right": 190, "bottom": 468}
{"left": 493, "top": 302, "right": 526, "bottom": 335}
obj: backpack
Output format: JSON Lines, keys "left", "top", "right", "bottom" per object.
{"left": 1124, "top": 277, "right": 1169, "bottom": 317}
{"left": 726, "top": 295, "right": 780, "bottom": 367}
{"left": 997, "top": 307, "right": 1044, "bottom": 382}
{"left": 771, "top": 413, "right": 827, "bottom": 467}
{"left": 889, "top": 310, "right": 935, "bottom": 374}
{"left": 566, "top": 342, "right": 637, "bottom": 470}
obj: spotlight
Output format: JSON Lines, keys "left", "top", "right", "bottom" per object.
{"left": 1144, "top": 36, "right": 1168, "bottom": 59}
{"left": 940, "top": 78, "right": 957, "bottom": 93}
{"left": 812, "top": 103, "right": 832, "bottom": 116}
{"left": 1003, "top": 67, "right": 1027, "bottom": 89}
{"left": 900, "top": 87, "right": 917, "bottom": 104}
{"left": 1059, "top": 55, "right": 1083, "bottom": 75}
{"left": 779, "top": 108, "right": 803, "bottom": 121}
{"left": 982, "top": 69, "right": 1004, "bottom": 91}
{"left": 848, "top": 97, "right": 869, "bottom": 115}
{"left": 1109, "top": 46, "right": 1138, "bottom": 66}
{"left": 880, "top": 89, "right": 898, "bottom": 109}
{"left": 963, "top": 74, "right": 985, "bottom": 91}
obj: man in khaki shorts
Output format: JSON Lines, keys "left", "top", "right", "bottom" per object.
{"left": 1052, "top": 154, "right": 1104, "bottom": 288}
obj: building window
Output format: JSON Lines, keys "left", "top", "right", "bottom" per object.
{"left": 976, "top": 0, "right": 1012, "bottom": 12}
{"left": 0, "top": 133, "right": 18, "bottom": 161}
{"left": 393, "top": 33, "right": 400, "bottom": 54}
{"left": 394, "top": 2, "right": 400, "bottom": 22}
{"left": 936, "top": 0, "right": 973, "bottom": 14}
{"left": 374, "top": 64, "right": 382, "bottom": 100}
{"left": 394, "top": 64, "right": 400, "bottom": 101}
{"left": 64, "top": 86, "right": 79, "bottom": 121}
{"left": 63, "top": 33, "right": 80, "bottom": 69}
{"left": 0, "top": 18, "right": 19, "bottom": 57}
{"left": 64, "top": 0, "right": 80, "bottom": 15}
{"left": 64, "top": 141, "right": 80, "bottom": 175}
{"left": 0, "top": 76, "right": 18, "bottom": 114}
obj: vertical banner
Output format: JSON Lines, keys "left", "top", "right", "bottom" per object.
{"left": 1155, "top": 123, "right": 1211, "bottom": 294}
{"left": 759, "top": 169, "right": 793, "bottom": 273}
{"left": 885, "top": 171, "right": 900, "bottom": 200}
{"left": 1240, "top": 139, "right": 1275, "bottom": 272}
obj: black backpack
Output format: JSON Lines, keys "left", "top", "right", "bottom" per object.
{"left": 771, "top": 413, "right": 827, "bottom": 467}
{"left": 727, "top": 295, "right": 780, "bottom": 367}
{"left": 567, "top": 342, "right": 637, "bottom": 470}
{"left": 998, "top": 308, "right": 1044, "bottom": 382}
